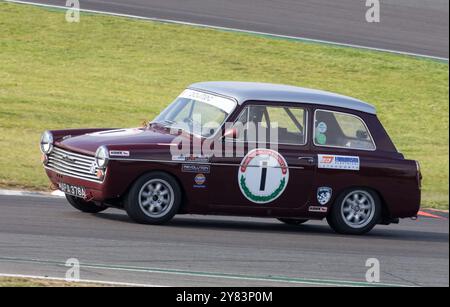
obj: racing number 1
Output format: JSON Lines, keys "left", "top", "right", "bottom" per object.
{"left": 259, "top": 161, "right": 268, "bottom": 191}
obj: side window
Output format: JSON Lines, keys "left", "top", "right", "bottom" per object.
{"left": 314, "top": 110, "right": 375, "bottom": 150}
{"left": 230, "top": 105, "right": 307, "bottom": 145}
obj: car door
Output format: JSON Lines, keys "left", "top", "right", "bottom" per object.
{"left": 208, "top": 102, "right": 316, "bottom": 211}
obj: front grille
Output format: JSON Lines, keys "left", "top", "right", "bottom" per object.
{"left": 47, "top": 147, "right": 100, "bottom": 182}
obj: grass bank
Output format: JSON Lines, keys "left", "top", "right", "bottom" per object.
{"left": 0, "top": 2, "right": 448, "bottom": 208}
{"left": 0, "top": 276, "right": 106, "bottom": 287}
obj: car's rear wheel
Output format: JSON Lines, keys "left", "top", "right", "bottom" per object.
{"left": 327, "top": 188, "right": 381, "bottom": 235}
{"left": 125, "top": 172, "right": 181, "bottom": 225}
{"left": 277, "top": 218, "right": 309, "bottom": 226}
{"left": 66, "top": 194, "right": 108, "bottom": 213}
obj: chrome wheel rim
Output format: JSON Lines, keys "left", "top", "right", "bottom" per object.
{"left": 138, "top": 179, "right": 174, "bottom": 218}
{"left": 341, "top": 190, "right": 375, "bottom": 229}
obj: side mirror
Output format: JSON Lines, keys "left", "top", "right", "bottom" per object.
{"left": 223, "top": 128, "right": 238, "bottom": 139}
{"left": 356, "top": 130, "right": 368, "bottom": 139}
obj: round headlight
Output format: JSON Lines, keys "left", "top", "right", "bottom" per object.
{"left": 40, "top": 131, "right": 54, "bottom": 154}
{"left": 95, "top": 146, "right": 109, "bottom": 168}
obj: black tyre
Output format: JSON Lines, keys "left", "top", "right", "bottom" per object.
{"left": 277, "top": 218, "right": 309, "bottom": 226}
{"left": 327, "top": 188, "right": 381, "bottom": 235}
{"left": 125, "top": 172, "right": 182, "bottom": 225}
{"left": 66, "top": 194, "right": 108, "bottom": 213}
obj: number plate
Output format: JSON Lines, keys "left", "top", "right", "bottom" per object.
{"left": 58, "top": 182, "right": 86, "bottom": 198}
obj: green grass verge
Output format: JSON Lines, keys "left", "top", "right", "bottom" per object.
{"left": 0, "top": 276, "right": 106, "bottom": 287}
{"left": 0, "top": 2, "right": 448, "bottom": 208}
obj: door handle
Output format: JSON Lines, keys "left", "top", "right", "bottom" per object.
{"left": 298, "top": 156, "right": 315, "bottom": 164}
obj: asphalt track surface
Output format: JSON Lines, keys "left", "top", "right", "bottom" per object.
{"left": 0, "top": 195, "right": 448, "bottom": 287}
{"left": 10, "top": 0, "right": 449, "bottom": 59}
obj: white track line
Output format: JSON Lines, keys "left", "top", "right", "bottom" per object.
{"left": 0, "top": 189, "right": 63, "bottom": 198}
{"left": 0, "top": 260, "right": 408, "bottom": 287}
{"left": 4, "top": 0, "right": 448, "bottom": 62}
{"left": 0, "top": 273, "right": 163, "bottom": 287}
{"left": 50, "top": 190, "right": 65, "bottom": 197}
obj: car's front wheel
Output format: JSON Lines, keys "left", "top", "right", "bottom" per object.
{"left": 125, "top": 172, "right": 181, "bottom": 225}
{"left": 277, "top": 218, "right": 309, "bottom": 226}
{"left": 66, "top": 195, "right": 108, "bottom": 213}
{"left": 327, "top": 188, "right": 381, "bottom": 235}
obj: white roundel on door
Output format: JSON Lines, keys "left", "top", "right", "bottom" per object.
{"left": 238, "top": 149, "right": 289, "bottom": 204}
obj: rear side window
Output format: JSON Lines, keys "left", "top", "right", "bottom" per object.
{"left": 314, "top": 110, "right": 375, "bottom": 150}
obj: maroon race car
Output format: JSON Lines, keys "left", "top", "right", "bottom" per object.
{"left": 40, "top": 82, "right": 421, "bottom": 234}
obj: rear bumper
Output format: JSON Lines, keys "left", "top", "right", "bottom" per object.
{"left": 385, "top": 187, "right": 421, "bottom": 219}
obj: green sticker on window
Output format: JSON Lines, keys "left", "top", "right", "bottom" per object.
{"left": 316, "top": 133, "right": 327, "bottom": 145}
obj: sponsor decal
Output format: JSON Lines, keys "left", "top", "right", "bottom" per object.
{"left": 185, "top": 155, "right": 210, "bottom": 163}
{"left": 316, "top": 122, "right": 328, "bottom": 134}
{"left": 308, "top": 206, "right": 328, "bottom": 213}
{"left": 238, "top": 149, "right": 289, "bottom": 204}
{"left": 179, "top": 89, "right": 236, "bottom": 114}
{"left": 317, "top": 187, "right": 333, "bottom": 205}
{"left": 109, "top": 150, "right": 130, "bottom": 157}
{"left": 194, "top": 174, "right": 207, "bottom": 188}
{"left": 172, "top": 154, "right": 211, "bottom": 163}
{"left": 318, "top": 154, "right": 360, "bottom": 171}
{"left": 182, "top": 164, "right": 210, "bottom": 174}
{"left": 315, "top": 133, "right": 327, "bottom": 145}
{"left": 172, "top": 155, "right": 186, "bottom": 161}
{"left": 315, "top": 122, "right": 328, "bottom": 144}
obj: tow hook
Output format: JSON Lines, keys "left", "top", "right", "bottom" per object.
{"left": 84, "top": 191, "right": 95, "bottom": 202}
